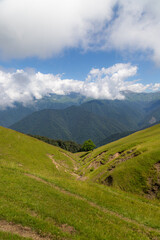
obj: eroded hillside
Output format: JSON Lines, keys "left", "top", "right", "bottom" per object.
{"left": 77, "top": 124, "right": 160, "bottom": 199}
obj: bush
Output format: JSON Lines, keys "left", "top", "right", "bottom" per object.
{"left": 81, "top": 139, "right": 96, "bottom": 151}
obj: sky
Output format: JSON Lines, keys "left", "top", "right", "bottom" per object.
{"left": 0, "top": 0, "right": 160, "bottom": 108}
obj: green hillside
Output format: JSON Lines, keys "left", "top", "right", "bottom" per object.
{"left": 81, "top": 99, "right": 146, "bottom": 130}
{"left": 10, "top": 106, "right": 128, "bottom": 144}
{"left": 139, "top": 101, "right": 160, "bottom": 128}
{"left": 0, "top": 93, "right": 89, "bottom": 127}
{"left": 78, "top": 124, "right": 160, "bottom": 198}
{"left": 96, "top": 131, "right": 135, "bottom": 147}
{"left": 10, "top": 97, "right": 160, "bottom": 146}
{"left": 2, "top": 91, "right": 160, "bottom": 129}
{"left": 0, "top": 105, "right": 33, "bottom": 127}
{"left": 122, "top": 90, "right": 160, "bottom": 102}
{"left": 0, "top": 126, "right": 160, "bottom": 239}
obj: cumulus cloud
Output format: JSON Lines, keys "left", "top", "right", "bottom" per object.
{"left": 105, "top": 0, "right": 160, "bottom": 64}
{"left": 0, "top": 0, "right": 116, "bottom": 59}
{"left": 83, "top": 64, "right": 151, "bottom": 99}
{"left": 0, "top": 0, "right": 160, "bottom": 64}
{"left": 0, "top": 63, "right": 156, "bottom": 109}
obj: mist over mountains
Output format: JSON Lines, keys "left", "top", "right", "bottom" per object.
{"left": 5, "top": 91, "right": 160, "bottom": 145}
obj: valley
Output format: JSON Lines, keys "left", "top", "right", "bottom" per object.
{"left": 0, "top": 125, "right": 160, "bottom": 239}
{"left": 7, "top": 91, "right": 160, "bottom": 145}
{"left": 1, "top": 1, "right": 160, "bottom": 239}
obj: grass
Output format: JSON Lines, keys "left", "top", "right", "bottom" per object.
{"left": 78, "top": 124, "right": 160, "bottom": 195}
{"left": 0, "top": 126, "right": 160, "bottom": 239}
{"left": 0, "top": 231, "right": 31, "bottom": 240}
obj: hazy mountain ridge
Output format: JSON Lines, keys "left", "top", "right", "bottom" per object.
{"left": 1, "top": 91, "right": 160, "bottom": 127}
{"left": 9, "top": 91, "right": 160, "bottom": 144}
{"left": 10, "top": 106, "right": 128, "bottom": 144}
{"left": 0, "top": 93, "right": 90, "bottom": 127}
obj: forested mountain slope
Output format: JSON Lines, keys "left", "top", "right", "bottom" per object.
{"left": 10, "top": 106, "right": 128, "bottom": 144}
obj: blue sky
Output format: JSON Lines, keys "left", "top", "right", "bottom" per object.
{"left": 0, "top": 0, "right": 160, "bottom": 108}
{"left": 1, "top": 49, "right": 160, "bottom": 85}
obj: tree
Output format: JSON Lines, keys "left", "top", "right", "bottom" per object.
{"left": 81, "top": 139, "right": 96, "bottom": 151}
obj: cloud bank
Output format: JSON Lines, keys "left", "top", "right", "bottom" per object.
{"left": 0, "top": 0, "right": 160, "bottom": 64}
{"left": 0, "top": 63, "right": 157, "bottom": 109}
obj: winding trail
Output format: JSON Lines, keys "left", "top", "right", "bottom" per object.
{"left": 60, "top": 152, "right": 78, "bottom": 171}
{"left": 47, "top": 153, "right": 81, "bottom": 179}
{"left": 47, "top": 154, "right": 60, "bottom": 170}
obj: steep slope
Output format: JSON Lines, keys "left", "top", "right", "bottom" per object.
{"left": 0, "top": 104, "right": 33, "bottom": 127}
{"left": 122, "top": 90, "right": 160, "bottom": 102}
{"left": 10, "top": 106, "right": 128, "bottom": 144}
{"left": 78, "top": 124, "right": 160, "bottom": 198}
{"left": 10, "top": 97, "right": 160, "bottom": 146}
{"left": 139, "top": 100, "right": 160, "bottom": 128}
{"left": 0, "top": 93, "right": 89, "bottom": 127}
{"left": 81, "top": 99, "right": 146, "bottom": 130}
{"left": 96, "top": 131, "right": 135, "bottom": 147}
{"left": 0, "top": 126, "right": 76, "bottom": 178}
{"left": 1, "top": 91, "right": 160, "bottom": 128}
{"left": 0, "top": 126, "right": 160, "bottom": 240}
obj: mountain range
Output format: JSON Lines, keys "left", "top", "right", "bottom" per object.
{"left": 11, "top": 106, "right": 128, "bottom": 144}
{"left": 0, "top": 93, "right": 89, "bottom": 127}
{"left": 8, "top": 91, "right": 160, "bottom": 145}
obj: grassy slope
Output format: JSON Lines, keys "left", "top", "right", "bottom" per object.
{"left": 0, "top": 126, "right": 160, "bottom": 239}
{"left": 78, "top": 124, "right": 160, "bottom": 197}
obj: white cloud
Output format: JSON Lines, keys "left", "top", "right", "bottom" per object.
{"left": 83, "top": 63, "right": 151, "bottom": 99}
{"left": 152, "top": 83, "right": 160, "bottom": 91}
{"left": 0, "top": 63, "right": 156, "bottom": 109}
{"left": 0, "top": 0, "right": 160, "bottom": 64}
{"left": 105, "top": 0, "right": 160, "bottom": 64}
{"left": 0, "top": 0, "right": 116, "bottom": 59}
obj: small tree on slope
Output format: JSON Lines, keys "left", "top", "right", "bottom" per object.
{"left": 82, "top": 139, "right": 96, "bottom": 151}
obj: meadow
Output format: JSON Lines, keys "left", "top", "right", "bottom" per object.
{"left": 0, "top": 126, "right": 160, "bottom": 239}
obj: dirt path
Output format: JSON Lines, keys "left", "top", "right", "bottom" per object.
{"left": 47, "top": 154, "right": 60, "bottom": 170}
{"left": 60, "top": 152, "right": 78, "bottom": 171}
{"left": 0, "top": 220, "right": 51, "bottom": 240}
{"left": 24, "top": 173, "right": 160, "bottom": 236}
{"left": 47, "top": 154, "right": 81, "bottom": 180}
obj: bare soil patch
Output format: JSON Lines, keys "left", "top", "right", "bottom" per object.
{"left": 47, "top": 154, "right": 60, "bottom": 170}
{"left": 0, "top": 220, "right": 51, "bottom": 240}
{"left": 61, "top": 224, "right": 76, "bottom": 234}
{"left": 104, "top": 175, "right": 113, "bottom": 186}
{"left": 47, "top": 153, "right": 82, "bottom": 180}
{"left": 88, "top": 160, "right": 104, "bottom": 170}
{"left": 95, "top": 150, "right": 108, "bottom": 159}
{"left": 88, "top": 149, "right": 139, "bottom": 173}
{"left": 108, "top": 152, "right": 120, "bottom": 161}
{"left": 147, "top": 161, "right": 160, "bottom": 199}
{"left": 107, "top": 149, "right": 140, "bottom": 172}
{"left": 102, "top": 149, "right": 140, "bottom": 186}
{"left": 87, "top": 151, "right": 108, "bottom": 171}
